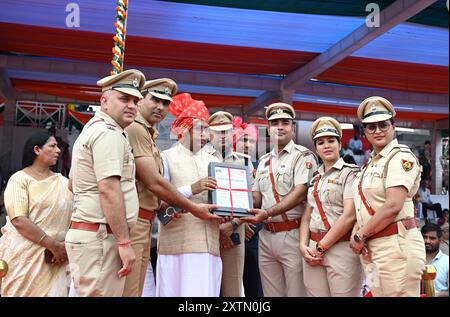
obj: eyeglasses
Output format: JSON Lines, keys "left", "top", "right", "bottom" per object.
{"left": 363, "top": 121, "right": 392, "bottom": 134}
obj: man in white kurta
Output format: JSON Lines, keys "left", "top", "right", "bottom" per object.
{"left": 155, "top": 93, "right": 222, "bottom": 297}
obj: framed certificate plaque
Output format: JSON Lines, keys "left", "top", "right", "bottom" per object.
{"left": 208, "top": 162, "right": 253, "bottom": 217}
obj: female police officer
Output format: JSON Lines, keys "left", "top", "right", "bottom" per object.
{"left": 349, "top": 96, "right": 425, "bottom": 297}
{"left": 299, "top": 117, "right": 363, "bottom": 297}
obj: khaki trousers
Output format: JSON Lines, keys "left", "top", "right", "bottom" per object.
{"left": 123, "top": 217, "right": 152, "bottom": 297}
{"left": 259, "top": 228, "right": 305, "bottom": 297}
{"left": 303, "top": 240, "right": 363, "bottom": 297}
{"left": 65, "top": 225, "right": 124, "bottom": 297}
{"left": 363, "top": 225, "right": 425, "bottom": 297}
{"left": 220, "top": 224, "right": 245, "bottom": 297}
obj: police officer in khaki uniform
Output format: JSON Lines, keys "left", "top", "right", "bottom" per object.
{"left": 66, "top": 69, "right": 145, "bottom": 297}
{"left": 203, "top": 111, "right": 252, "bottom": 297}
{"left": 243, "top": 103, "right": 318, "bottom": 297}
{"left": 123, "top": 79, "right": 219, "bottom": 297}
{"left": 349, "top": 96, "right": 425, "bottom": 297}
{"left": 299, "top": 117, "right": 363, "bottom": 297}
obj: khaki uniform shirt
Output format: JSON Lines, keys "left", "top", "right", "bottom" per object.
{"left": 352, "top": 139, "right": 421, "bottom": 227}
{"left": 235, "top": 152, "right": 257, "bottom": 184}
{"left": 253, "top": 140, "right": 318, "bottom": 221}
{"left": 307, "top": 158, "right": 359, "bottom": 232}
{"left": 70, "top": 110, "right": 138, "bottom": 224}
{"left": 202, "top": 144, "right": 255, "bottom": 184}
{"left": 125, "top": 113, "right": 163, "bottom": 211}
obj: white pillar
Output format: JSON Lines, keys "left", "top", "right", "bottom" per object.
{"left": 435, "top": 134, "right": 444, "bottom": 194}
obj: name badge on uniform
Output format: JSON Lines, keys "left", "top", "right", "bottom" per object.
{"left": 328, "top": 179, "right": 341, "bottom": 185}
{"left": 279, "top": 165, "right": 286, "bottom": 174}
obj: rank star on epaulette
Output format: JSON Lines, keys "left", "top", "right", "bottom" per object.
{"left": 106, "top": 123, "right": 116, "bottom": 130}
{"left": 305, "top": 161, "right": 312, "bottom": 169}
{"left": 401, "top": 159, "right": 414, "bottom": 172}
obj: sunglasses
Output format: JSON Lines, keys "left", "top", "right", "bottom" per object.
{"left": 363, "top": 121, "right": 392, "bottom": 134}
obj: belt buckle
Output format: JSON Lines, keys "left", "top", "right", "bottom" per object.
{"left": 266, "top": 222, "right": 276, "bottom": 233}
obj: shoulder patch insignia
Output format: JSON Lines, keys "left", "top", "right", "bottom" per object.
{"left": 401, "top": 159, "right": 414, "bottom": 172}
{"left": 305, "top": 161, "right": 312, "bottom": 169}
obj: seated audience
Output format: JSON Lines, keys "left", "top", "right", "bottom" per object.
{"left": 418, "top": 180, "right": 443, "bottom": 222}
{"left": 438, "top": 209, "right": 449, "bottom": 227}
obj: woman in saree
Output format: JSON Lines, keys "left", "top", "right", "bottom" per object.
{"left": 0, "top": 131, "right": 73, "bottom": 296}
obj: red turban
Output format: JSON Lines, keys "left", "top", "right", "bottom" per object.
{"left": 168, "top": 93, "right": 209, "bottom": 139}
{"left": 232, "top": 116, "right": 258, "bottom": 151}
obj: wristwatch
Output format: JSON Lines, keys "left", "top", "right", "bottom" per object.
{"left": 353, "top": 233, "right": 363, "bottom": 243}
{"left": 316, "top": 241, "right": 326, "bottom": 254}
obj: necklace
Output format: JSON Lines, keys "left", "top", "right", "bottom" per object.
{"left": 28, "top": 166, "right": 51, "bottom": 179}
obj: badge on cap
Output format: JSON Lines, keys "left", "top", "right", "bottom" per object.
{"left": 401, "top": 159, "right": 414, "bottom": 172}
{"left": 164, "top": 87, "right": 171, "bottom": 95}
{"left": 132, "top": 79, "right": 139, "bottom": 88}
{"left": 371, "top": 104, "right": 377, "bottom": 113}
{"left": 305, "top": 161, "right": 312, "bottom": 169}
{"left": 276, "top": 108, "right": 283, "bottom": 114}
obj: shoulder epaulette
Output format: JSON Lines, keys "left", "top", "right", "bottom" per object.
{"left": 398, "top": 144, "right": 413, "bottom": 153}
{"left": 260, "top": 152, "right": 271, "bottom": 161}
{"left": 105, "top": 123, "right": 116, "bottom": 130}
{"left": 343, "top": 162, "right": 360, "bottom": 170}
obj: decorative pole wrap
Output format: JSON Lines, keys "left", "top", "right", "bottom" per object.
{"left": 111, "top": 0, "right": 129, "bottom": 75}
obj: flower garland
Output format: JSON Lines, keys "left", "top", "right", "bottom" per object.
{"left": 111, "top": 0, "right": 128, "bottom": 75}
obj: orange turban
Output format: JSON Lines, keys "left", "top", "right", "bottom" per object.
{"left": 168, "top": 93, "right": 209, "bottom": 139}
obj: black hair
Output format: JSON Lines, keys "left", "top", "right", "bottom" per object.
{"left": 22, "top": 131, "right": 53, "bottom": 168}
{"left": 421, "top": 223, "right": 443, "bottom": 238}
{"left": 313, "top": 136, "right": 341, "bottom": 147}
{"left": 140, "top": 93, "right": 170, "bottom": 107}
{"left": 343, "top": 154, "right": 357, "bottom": 165}
{"left": 425, "top": 140, "right": 431, "bottom": 145}
{"left": 152, "top": 95, "right": 171, "bottom": 107}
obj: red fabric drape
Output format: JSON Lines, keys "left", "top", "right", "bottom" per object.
{"left": 12, "top": 79, "right": 102, "bottom": 102}
{"left": 292, "top": 102, "right": 448, "bottom": 121}
{"left": 318, "top": 57, "right": 449, "bottom": 94}
{"left": 11, "top": 79, "right": 449, "bottom": 122}
{"left": 1, "top": 22, "right": 448, "bottom": 94}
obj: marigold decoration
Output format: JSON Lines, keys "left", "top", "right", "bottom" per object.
{"left": 111, "top": 0, "right": 129, "bottom": 75}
